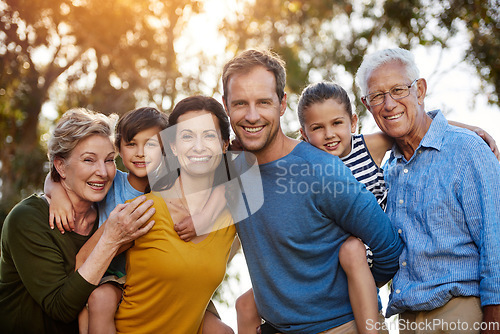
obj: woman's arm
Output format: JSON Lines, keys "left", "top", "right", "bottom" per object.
{"left": 77, "top": 196, "right": 155, "bottom": 285}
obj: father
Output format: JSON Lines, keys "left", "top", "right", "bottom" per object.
{"left": 222, "top": 49, "right": 403, "bottom": 333}
{"left": 357, "top": 48, "right": 500, "bottom": 334}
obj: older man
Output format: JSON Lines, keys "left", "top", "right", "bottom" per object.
{"left": 357, "top": 48, "right": 500, "bottom": 334}
{"left": 222, "top": 49, "right": 403, "bottom": 334}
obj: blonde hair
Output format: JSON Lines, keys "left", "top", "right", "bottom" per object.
{"left": 48, "top": 108, "right": 118, "bottom": 182}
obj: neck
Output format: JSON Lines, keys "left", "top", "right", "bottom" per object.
{"left": 395, "top": 111, "right": 432, "bottom": 160}
{"left": 255, "top": 131, "right": 300, "bottom": 165}
{"left": 176, "top": 173, "right": 214, "bottom": 215}
{"left": 128, "top": 174, "right": 148, "bottom": 192}
{"left": 60, "top": 181, "right": 96, "bottom": 235}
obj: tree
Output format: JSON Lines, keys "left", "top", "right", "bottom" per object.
{"left": 220, "top": 0, "right": 500, "bottom": 126}
{"left": 0, "top": 0, "right": 208, "bottom": 221}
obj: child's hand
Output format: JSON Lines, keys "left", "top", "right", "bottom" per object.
{"left": 45, "top": 173, "right": 75, "bottom": 234}
{"left": 473, "top": 127, "right": 500, "bottom": 160}
{"left": 49, "top": 202, "right": 75, "bottom": 234}
{"left": 174, "top": 217, "right": 196, "bottom": 242}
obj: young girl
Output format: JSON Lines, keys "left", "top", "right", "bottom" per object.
{"left": 236, "top": 81, "right": 499, "bottom": 334}
{"left": 47, "top": 107, "right": 231, "bottom": 333}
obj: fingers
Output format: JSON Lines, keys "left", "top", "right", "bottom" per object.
{"left": 55, "top": 215, "right": 65, "bottom": 234}
{"left": 49, "top": 212, "right": 55, "bottom": 230}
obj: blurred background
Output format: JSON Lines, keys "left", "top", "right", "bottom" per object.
{"left": 1, "top": 0, "right": 499, "bottom": 331}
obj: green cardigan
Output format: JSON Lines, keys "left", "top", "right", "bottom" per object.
{"left": 0, "top": 194, "right": 97, "bottom": 334}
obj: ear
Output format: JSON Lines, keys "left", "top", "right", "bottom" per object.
{"left": 279, "top": 93, "right": 287, "bottom": 117}
{"left": 222, "top": 140, "right": 229, "bottom": 153}
{"left": 222, "top": 96, "right": 230, "bottom": 115}
{"left": 299, "top": 128, "right": 309, "bottom": 142}
{"left": 361, "top": 97, "right": 374, "bottom": 115}
{"left": 350, "top": 113, "right": 359, "bottom": 133}
{"left": 54, "top": 157, "right": 67, "bottom": 179}
{"left": 169, "top": 143, "right": 177, "bottom": 157}
{"left": 416, "top": 78, "right": 427, "bottom": 105}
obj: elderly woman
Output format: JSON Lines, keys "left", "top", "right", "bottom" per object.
{"left": 0, "top": 108, "right": 155, "bottom": 334}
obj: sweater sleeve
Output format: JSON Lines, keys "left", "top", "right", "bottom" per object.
{"left": 4, "top": 200, "right": 96, "bottom": 323}
{"left": 318, "top": 166, "right": 403, "bottom": 282}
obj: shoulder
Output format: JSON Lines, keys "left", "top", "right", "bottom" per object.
{"left": 3, "top": 195, "right": 49, "bottom": 236}
{"left": 113, "top": 169, "right": 129, "bottom": 185}
{"left": 289, "top": 141, "right": 343, "bottom": 166}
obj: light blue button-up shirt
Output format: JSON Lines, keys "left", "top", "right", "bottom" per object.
{"left": 384, "top": 110, "right": 500, "bottom": 317}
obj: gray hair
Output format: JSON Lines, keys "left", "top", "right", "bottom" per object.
{"left": 48, "top": 108, "right": 118, "bottom": 182}
{"left": 356, "top": 48, "right": 420, "bottom": 96}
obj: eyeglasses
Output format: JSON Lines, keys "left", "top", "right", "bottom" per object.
{"left": 362, "top": 79, "right": 419, "bottom": 107}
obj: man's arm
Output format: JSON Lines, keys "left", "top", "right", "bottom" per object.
{"left": 318, "top": 164, "right": 403, "bottom": 282}
{"left": 458, "top": 138, "right": 500, "bottom": 324}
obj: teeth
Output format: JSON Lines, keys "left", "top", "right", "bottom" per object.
{"left": 386, "top": 113, "right": 403, "bottom": 120}
{"left": 245, "top": 126, "right": 263, "bottom": 133}
{"left": 88, "top": 182, "right": 105, "bottom": 187}
{"left": 326, "top": 142, "right": 339, "bottom": 147}
{"left": 189, "top": 157, "right": 210, "bottom": 162}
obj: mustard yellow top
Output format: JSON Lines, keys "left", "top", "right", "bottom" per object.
{"left": 115, "top": 192, "right": 236, "bottom": 333}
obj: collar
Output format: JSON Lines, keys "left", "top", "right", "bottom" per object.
{"left": 390, "top": 109, "right": 447, "bottom": 161}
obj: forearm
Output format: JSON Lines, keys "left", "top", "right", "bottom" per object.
{"left": 77, "top": 234, "right": 120, "bottom": 285}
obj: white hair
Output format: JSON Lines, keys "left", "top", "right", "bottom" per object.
{"left": 356, "top": 48, "right": 420, "bottom": 96}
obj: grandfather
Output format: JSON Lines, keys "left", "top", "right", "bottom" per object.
{"left": 357, "top": 48, "right": 500, "bottom": 334}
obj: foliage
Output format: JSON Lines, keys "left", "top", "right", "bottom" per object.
{"left": 0, "top": 0, "right": 209, "bottom": 220}
{"left": 1, "top": 0, "right": 499, "bottom": 229}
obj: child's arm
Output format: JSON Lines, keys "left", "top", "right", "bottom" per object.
{"left": 363, "top": 123, "right": 499, "bottom": 167}
{"left": 362, "top": 133, "right": 393, "bottom": 167}
{"left": 44, "top": 174, "right": 75, "bottom": 233}
{"left": 448, "top": 120, "right": 499, "bottom": 160}
{"left": 174, "top": 185, "right": 227, "bottom": 242}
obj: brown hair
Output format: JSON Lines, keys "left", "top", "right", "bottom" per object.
{"left": 222, "top": 49, "right": 286, "bottom": 104}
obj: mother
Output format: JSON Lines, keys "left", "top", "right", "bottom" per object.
{"left": 114, "top": 96, "right": 236, "bottom": 333}
{"left": 0, "top": 108, "right": 155, "bottom": 334}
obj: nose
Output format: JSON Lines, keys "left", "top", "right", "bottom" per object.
{"left": 95, "top": 160, "right": 108, "bottom": 178}
{"left": 245, "top": 104, "right": 260, "bottom": 124}
{"left": 325, "top": 126, "right": 336, "bottom": 139}
{"left": 383, "top": 93, "right": 398, "bottom": 110}
{"left": 136, "top": 145, "right": 145, "bottom": 157}
{"left": 192, "top": 135, "right": 205, "bottom": 153}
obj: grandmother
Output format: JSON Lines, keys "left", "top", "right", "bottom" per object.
{"left": 0, "top": 108, "right": 155, "bottom": 334}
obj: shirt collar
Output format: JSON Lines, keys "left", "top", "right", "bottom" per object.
{"left": 390, "top": 109, "right": 447, "bottom": 161}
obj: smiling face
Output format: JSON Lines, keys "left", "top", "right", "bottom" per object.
{"left": 119, "top": 126, "right": 163, "bottom": 191}
{"left": 224, "top": 66, "right": 286, "bottom": 156}
{"left": 56, "top": 135, "right": 116, "bottom": 204}
{"left": 364, "top": 61, "right": 426, "bottom": 141}
{"left": 170, "top": 110, "right": 227, "bottom": 178}
{"left": 300, "top": 98, "right": 357, "bottom": 158}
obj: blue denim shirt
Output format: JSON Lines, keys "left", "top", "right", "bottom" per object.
{"left": 384, "top": 110, "right": 500, "bottom": 317}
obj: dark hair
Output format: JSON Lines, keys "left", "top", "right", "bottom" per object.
{"left": 222, "top": 49, "right": 286, "bottom": 104}
{"left": 297, "top": 82, "right": 353, "bottom": 129}
{"left": 115, "top": 107, "right": 168, "bottom": 150}
{"left": 152, "top": 96, "right": 231, "bottom": 191}
{"left": 168, "top": 96, "right": 230, "bottom": 143}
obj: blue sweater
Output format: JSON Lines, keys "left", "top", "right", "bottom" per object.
{"left": 235, "top": 142, "right": 403, "bottom": 334}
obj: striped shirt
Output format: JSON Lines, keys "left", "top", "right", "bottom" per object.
{"left": 341, "top": 134, "right": 387, "bottom": 210}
